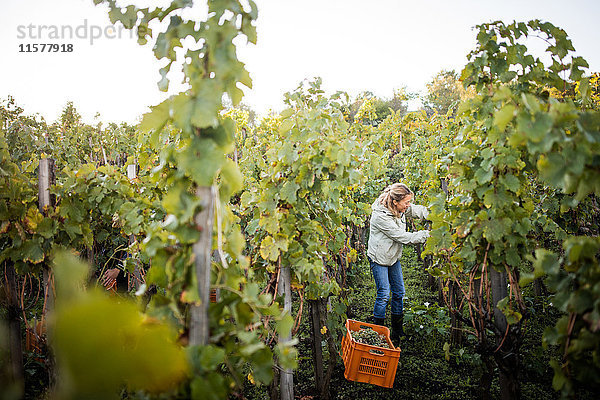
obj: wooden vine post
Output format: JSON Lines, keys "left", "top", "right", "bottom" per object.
{"left": 37, "top": 156, "right": 57, "bottom": 388}
{"left": 278, "top": 263, "right": 294, "bottom": 400}
{"left": 38, "top": 158, "right": 55, "bottom": 315}
{"left": 309, "top": 299, "right": 324, "bottom": 396}
{"left": 398, "top": 128, "right": 403, "bottom": 153}
{"left": 490, "top": 268, "right": 508, "bottom": 338}
{"left": 309, "top": 297, "right": 332, "bottom": 399}
{"left": 490, "top": 267, "right": 520, "bottom": 400}
{"left": 189, "top": 186, "right": 215, "bottom": 346}
{"left": 127, "top": 162, "right": 142, "bottom": 291}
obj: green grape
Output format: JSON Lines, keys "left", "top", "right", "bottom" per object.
{"left": 352, "top": 327, "right": 390, "bottom": 348}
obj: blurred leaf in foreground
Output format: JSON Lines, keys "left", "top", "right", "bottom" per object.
{"left": 51, "top": 251, "right": 189, "bottom": 399}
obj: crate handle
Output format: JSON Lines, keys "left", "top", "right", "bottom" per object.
{"left": 369, "top": 349, "right": 385, "bottom": 356}
{"left": 359, "top": 325, "right": 370, "bottom": 330}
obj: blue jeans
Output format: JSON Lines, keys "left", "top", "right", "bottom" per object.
{"left": 370, "top": 258, "right": 405, "bottom": 319}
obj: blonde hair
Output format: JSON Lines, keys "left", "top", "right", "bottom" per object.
{"left": 377, "top": 183, "right": 413, "bottom": 216}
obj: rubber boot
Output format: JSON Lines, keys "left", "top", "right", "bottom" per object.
{"left": 391, "top": 313, "right": 404, "bottom": 347}
{"left": 372, "top": 317, "right": 385, "bottom": 327}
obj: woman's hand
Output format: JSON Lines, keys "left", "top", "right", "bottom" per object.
{"left": 101, "top": 268, "right": 120, "bottom": 291}
{"left": 415, "top": 230, "right": 430, "bottom": 243}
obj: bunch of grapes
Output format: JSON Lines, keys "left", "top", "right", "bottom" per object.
{"left": 352, "top": 327, "right": 390, "bottom": 348}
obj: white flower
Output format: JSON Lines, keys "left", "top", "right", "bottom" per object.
{"left": 419, "top": 325, "right": 424, "bottom": 329}
{"left": 424, "top": 302, "right": 430, "bottom": 308}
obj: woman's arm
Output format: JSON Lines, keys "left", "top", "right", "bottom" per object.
{"left": 371, "top": 212, "right": 429, "bottom": 244}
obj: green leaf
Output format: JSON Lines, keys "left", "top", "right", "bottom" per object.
{"left": 569, "top": 290, "right": 593, "bottom": 313}
{"left": 506, "top": 247, "right": 520, "bottom": 267}
{"left": 21, "top": 239, "right": 44, "bottom": 264}
{"left": 280, "top": 181, "right": 299, "bottom": 203}
{"left": 140, "top": 99, "right": 171, "bottom": 135}
{"left": 190, "top": 373, "right": 227, "bottom": 400}
{"left": 578, "top": 77, "right": 590, "bottom": 104}
{"left": 239, "top": 341, "right": 266, "bottom": 358}
{"left": 537, "top": 153, "right": 567, "bottom": 188}
{"left": 474, "top": 167, "right": 494, "bottom": 184}
{"left": 122, "top": 6, "right": 138, "bottom": 29}
{"left": 259, "top": 236, "right": 279, "bottom": 261}
{"left": 146, "top": 264, "right": 168, "bottom": 287}
{"left": 519, "top": 272, "right": 536, "bottom": 287}
{"left": 162, "top": 182, "right": 186, "bottom": 216}
{"left": 279, "top": 118, "right": 294, "bottom": 134}
{"left": 219, "top": 159, "right": 242, "bottom": 198}
{"left": 569, "top": 56, "right": 589, "bottom": 81}
{"left": 194, "top": 345, "right": 225, "bottom": 371}
{"left": 277, "top": 141, "right": 298, "bottom": 164}
{"left": 518, "top": 112, "right": 553, "bottom": 143}
{"left": 172, "top": 93, "right": 194, "bottom": 133}
{"left": 178, "top": 138, "right": 223, "bottom": 187}
{"left": 276, "top": 340, "right": 298, "bottom": 370}
{"left": 280, "top": 108, "right": 294, "bottom": 118}
{"left": 190, "top": 82, "right": 222, "bottom": 128}
{"left": 494, "top": 104, "right": 516, "bottom": 131}
{"left": 443, "top": 342, "right": 451, "bottom": 361}
{"left": 52, "top": 253, "right": 188, "bottom": 396}
{"left": 250, "top": 348, "right": 273, "bottom": 384}
{"left": 499, "top": 71, "right": 517, "bottom": 83}
{"left": 158, "top": 65, "right": 170, "bottom": 92}
{"left": 276, "top": 314, "right": 294, "bottom": 339}
{"left": 259, "top": 213, "right": 280, "bottom": 235}
{"left": 202, "top": 119, "right": 235, "bottom": 148}
{"left": 500, "top": 173, "right": 520, "bottom": 193}
{"left": 520, "top": 93, "right": 541, "bottom": 113}
{"left": 565, "top": 236, "right": 600, "bottom": 263}
{"left": 497, "top": 296, "right": 522, "bottom": 324}
{"left": 550, "top": 359, "right": 568, "bottom": 391}
{"left": 63, "top": 220, "right": 83, "bottom": 239}
{"left": 533, "top": 249, "right": 561, "bottom": 276}
{"left": 482, "top": 220, "right": 504, "bottom": 242}
{"left": 273, "top": 233, "right": 289, "bottom": 253}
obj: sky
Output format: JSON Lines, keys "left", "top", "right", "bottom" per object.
{"left": 1, "top": 0, "right": 599, "bottom": 125}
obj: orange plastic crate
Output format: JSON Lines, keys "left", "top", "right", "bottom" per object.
{"left": 341, "top": 319, "right": 401, "bottom": 388}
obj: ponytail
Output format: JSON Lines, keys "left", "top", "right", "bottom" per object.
{"left": 377, "top": 183, "right": 413, "bottom": 216}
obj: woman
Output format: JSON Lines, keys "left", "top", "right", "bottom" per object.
{"left": 367, "top": 183, "right": 429, "bottom": 345}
